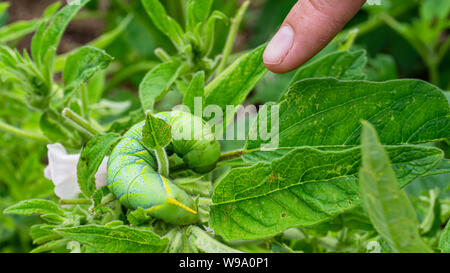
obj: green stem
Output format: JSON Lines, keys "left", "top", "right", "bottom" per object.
{"left": 59, "top": 199, "right": 92, "bottom": 205}
{"left": 216, "top": 1, "right": 249, "bottom": 75}
{"left": 0, "top": 120, "right": 48, "bottom": 143}
{"left": 62, "top": 108, "right": 103, "bottom": 136}
{"left": 219, "top": 149, "right": 245, "bottom": 161}
{"left": 80, "top": 84, "right": 89, "bottom": 118}
{"left": 156, "top": 147, "right": 170, "bottom": 177}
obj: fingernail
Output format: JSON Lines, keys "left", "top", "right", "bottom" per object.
{"left": 263, "top": 25, "right": 294, "bottom": 65}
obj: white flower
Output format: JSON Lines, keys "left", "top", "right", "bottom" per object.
{"left": 44, "top": 143, "right": 108, "bottom": 200}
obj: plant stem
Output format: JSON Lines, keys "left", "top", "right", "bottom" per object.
{"left": 0, "top": 120, "right": 48, "bottom": 143}
{"left": 219, "top": 149, "right": 245, "bottom": 161}
{"left": 62, "top": 108, "right": 103, "bottom": 136}
{"left": 80, "top": 84, "right": 89, "bottom": 118}
{"left": 216, "top": 1, "right": 249, "bottom": 75}
{"left": 156, "top": 147, "right": 169, "bottom": 177}
{"left": 59, "top": 199, "right": 92, "bottom": 205}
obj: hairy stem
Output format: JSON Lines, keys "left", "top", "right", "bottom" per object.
{"left": 216, "top": 1, "right": 250, "bottom": 75}
{"left": 0, "top": 120, "right": 48, "bottom": 143}
{"left": 59, "top": 199, "right": 92, "bottom": 205}
{"left": 62, "top": 108, "right": 104, "bottom": 136}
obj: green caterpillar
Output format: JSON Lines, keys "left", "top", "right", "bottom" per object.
{"left": 107, "top": 111, "right": 220, "bottom": 225}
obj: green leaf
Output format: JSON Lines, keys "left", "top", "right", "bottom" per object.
{"left": 419, "top": 188, "right": 441, "bottom": 237}
{"left": 0, "top": 20, "right": 41, "bottom": 44}
{"left": 35, "top": 0, "right": 90, "bottom": 66}
{"left": 139, "top": 60, "right": 183, "bottom": 111}
{"left": 142, "top": 113, "right": 172, "bottom": 149}
{"left": 187, "top": 226, "right": 242, "bottom": 253}
{"left": 247, "top": 78, "right": 450, "bottom": 152}
{"left": 359, "top": 121, "right": 431, "bottom": 253}
{"left": 0, "top": 3, "right": 9, "bottom": 17}
{"left": 55, "top": 225, "right": 169, "bottom": 253}
{"left": 290, "top": 50, "right": 367, "bottom": 84}
{"left": 205, "top": 44, "right": 267, "bottom": 110}
{"left": 141, "top": 0, "right": 184, "bottom": 49}
{"left": 183, "top": 71, "right": 205, "bottom": 114}
{"left": 186, "top": 0, "right": 213, "bottom": 30}
{"left": 108, "top": 109, "right": 145, "bottom": 134}
{"left": 39, "top": 112, "right": 71, "bottom": 143}
{"left": 30, "top": 224, "right": 61, "bottom": 245}
{"left": 205, "top": 44, "right": 267, "bottom": 130}
{"left": 77, "top": 133, "right": 121, "bottom": 197}
{"left": 439, "top": 221, "right": 450, "bottom": 253}
{"left": 211, "top": 145, "right": 442, "bottom": 240}
{"left": 63, "top": 46, "right": 113, "bottom": 96}
{"left": 3, "top": 199, "right": 65, "bottom": 216}
{"left": 420, "top": 0, "right": 450, "bottom": 22}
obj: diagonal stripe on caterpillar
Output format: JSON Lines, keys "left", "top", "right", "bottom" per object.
{"left": 107, "top": 111, "right": 220, "bottom": 225}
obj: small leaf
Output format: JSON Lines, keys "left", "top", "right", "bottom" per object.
{"left": 205, "top": 44, "right": 267, "bottom": 129}
{"left": 77, "top": 133, "right": 121, "bottom": 197}
{"left": 359, "top": 120, "right": 431, "bottom": 253}
{"left": 0, "top": 20, "right": 41, "bottom": 44}
{"left": 205, "top": 44, "right": 267, "bottom": 110}
{"left": 30, "top": 224, "right": 61, "bottom": 245}
{"left": 187, "top": 226, "right": 241, "bottom": 253}
{"left": 35, "top": 0, "right": 90, "bottom": 65}
{"left": 439, "top": 221, "right": 450, "bottom": 253}
{"left": 0, "top": 2, "right": 9, "bottom": 16}
{"left": 290, "top": 50, "right": 367, "bottom": 84}
{"left": 141, "top": 0, "right": 184, "bottom": 48}
{"left": 3, "top": 199, "right": 65, "bottom": 216}
{"left": 186, "top": 0, "right": 213, "bottom": 30}
{"left": 55, "top": 225, "right": 168, "bottom": 253}
{"left": 183, "top": 71, "right": 205, "bottom": 114}
{"left": 139, "top": 60, "right": 183, "bottom": 111}
{"left": 63, "top": 46, "right": 113, "bottom": 96}
{"left": 142, "top": 113, "right": 172, "bottom": 149}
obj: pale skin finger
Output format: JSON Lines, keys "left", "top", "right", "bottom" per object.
{"left": 263, "top": 0, "right": 366, "bottom": 73}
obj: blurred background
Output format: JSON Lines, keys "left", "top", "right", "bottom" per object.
{"left": 0, "top": 0, "right": 449, "bottom": 252}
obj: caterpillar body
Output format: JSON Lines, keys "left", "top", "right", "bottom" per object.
{"left": 107, "top": 111, "right": 220, "bottom": 225}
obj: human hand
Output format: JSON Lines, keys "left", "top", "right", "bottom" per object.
{"left": 263, "top": 0, "right": 366, "bottom": 73}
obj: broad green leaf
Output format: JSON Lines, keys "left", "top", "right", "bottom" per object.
{"left": 183, "top": 71, "right": 205, "bottom": 114}
{"left": 3, "top": 199, "right": 65, "bottom": 216}
{"left": 77, "top": 133, "right": 121, "bottom": 197}
{"left": 290, "top": 50, "right": 367, "bottom": 84}
{"left": 187, "top": 0, "right": 213, "bottom": 30}
{"left": 139, "top": 60, "right": 183, "bottom": 111}
{"left": 247, "top": 79, "right": 450, "bottom": 152}
{"left": 63, "top": 46, "right": 113, "bottom": 96}
{"left": 205, "top": 44, "right": 267, "bottom": 110}
{"left": 55, "top": 225, "right": 169, "bottom": 253}
{"left": 142, "top": 113, "right": 172, "bottom": 149}
{"left": 439, "top": 221, "right": 450, "bottom": 253}
{"left": 359, "top": 121, "right": 431, "bottom": 253}
{"left": 35, "top": 0, "right": 89, "bottom": 65}
{"left": 141, "top": 0, "right": 184, "bottom": 48}
{"left": 211, "top": 145, "right": 443, "bottom": 240}
{"left": 187, "top": 226, "right": 242, "bottom": 253}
